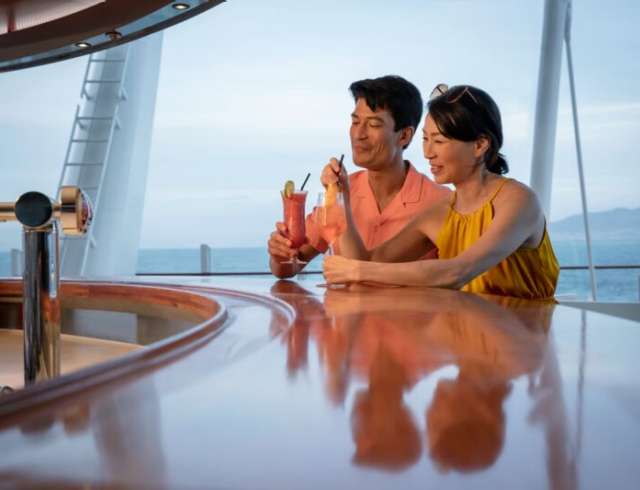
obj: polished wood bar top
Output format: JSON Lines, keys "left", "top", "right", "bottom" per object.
{"left": 0, "top": 276, "right": 638, "bottom": 489}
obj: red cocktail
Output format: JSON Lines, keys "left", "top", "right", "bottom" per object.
{"left": 281, "top": 190, "right": 308, "bottom": 250}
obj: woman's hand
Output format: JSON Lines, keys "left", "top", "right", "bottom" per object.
{"left": 323, "top": 255, "right": 361, "bottom": 284}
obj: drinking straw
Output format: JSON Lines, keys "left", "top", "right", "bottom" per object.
{"left": 300, "top": 172, "right": 311, "bottom": 191}
{"left": 333, "top": 154, "right": 345, "bottom": 192}
{"left": 333, "top": 154, "right": 345, "bottom": 177}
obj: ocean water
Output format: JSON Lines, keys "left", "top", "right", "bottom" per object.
{"left": 1, "top": 239, "right": 639, "bottom": 301}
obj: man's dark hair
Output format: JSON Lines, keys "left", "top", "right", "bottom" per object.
{"left": 349, "top": 75, "right": 423, "bottom": 134}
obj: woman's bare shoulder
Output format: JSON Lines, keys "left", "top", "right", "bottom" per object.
{"left": 498, "top": 178, "right": 541, "bottom": 211}
{"left": 498, "top": 179, "right": 548, "bottom": 245}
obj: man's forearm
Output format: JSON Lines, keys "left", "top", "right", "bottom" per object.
{"left": 269, "top": 244, "right": 320, "bottom": 278}
{"left": 270, "top": 256, "right": 303, "bottom": 278}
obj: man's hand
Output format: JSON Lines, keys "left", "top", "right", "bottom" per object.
{"left": 321, "top": 157, "right": 350, "bottom": 196}
{"left": 268, "top": 221, "right": 298, "bottom": 262}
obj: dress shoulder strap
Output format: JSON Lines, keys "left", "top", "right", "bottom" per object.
{"left": 488, "top": 178, "right": 511, "bottom": 202}
{"left": 449, "top": 190, "right": 458, "bottom": 207}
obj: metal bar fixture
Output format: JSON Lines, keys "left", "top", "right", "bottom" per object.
{"left": 0, "top": 187, "right": 92, "bottom": 386}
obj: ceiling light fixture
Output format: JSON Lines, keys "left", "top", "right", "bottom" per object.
{"left": 105, "top": 31, "right": 123, "bottom": 41}
{"left": 1, "top": 0, "right": 225, "bottom": 73}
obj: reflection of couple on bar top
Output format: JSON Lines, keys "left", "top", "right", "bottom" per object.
{"left": 268, "top": 75, "right": 559, "bottom": 300}
{"left": 271, "top": 281, "right": 554, "bottom": 473}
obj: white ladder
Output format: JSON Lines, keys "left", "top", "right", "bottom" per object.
{"left": 57, "top": 45, "right": 130, "bottom": 275}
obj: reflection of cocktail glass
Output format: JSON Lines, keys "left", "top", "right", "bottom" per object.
{"left": 314, "top": 190, "right": 346, "bottom": 255}
{"left": 281, "top": 190, "right": 308, "bottom": 264}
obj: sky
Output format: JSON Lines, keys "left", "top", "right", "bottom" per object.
{"left": 1, "top": 0, "right": 639, "bottom": 249}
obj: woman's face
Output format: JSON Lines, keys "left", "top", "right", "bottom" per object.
{"left": 422, "top": 114, "right": 486, "bottom": 185}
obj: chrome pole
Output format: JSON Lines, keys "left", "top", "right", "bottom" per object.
{"left": 23, "top": 222, "right": 61, "bottom": 384}
{"left": 1, "top": 187, "right": 91, "bottom": 389}
{"left": 564, "top": 1, "right": 597, "bottom": 301}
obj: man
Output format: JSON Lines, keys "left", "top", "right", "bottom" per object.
{"left": 268, "top": 75, "right": 450, "bottom": 278}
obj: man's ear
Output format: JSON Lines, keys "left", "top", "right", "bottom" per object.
{"left": 398, "top": 126, "right": 415, "bottom": 148}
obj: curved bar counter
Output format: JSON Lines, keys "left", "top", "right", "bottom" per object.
{"left": 0, "top": 276, "right": 638, "bottom": 489}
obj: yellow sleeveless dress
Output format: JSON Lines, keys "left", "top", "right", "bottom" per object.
{"left": 435, "top": 179, "right": 559, "bottom": 300}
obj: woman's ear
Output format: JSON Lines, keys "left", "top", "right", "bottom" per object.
{"left": 475, "top": 136, "right": 491, "bottom": 162}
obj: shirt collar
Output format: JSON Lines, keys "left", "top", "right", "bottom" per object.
{"left": 399, "top": 161, "right": 423, "bottom": 204}
{"left": 353, "top": 161, "right": 423, "bottom": 204}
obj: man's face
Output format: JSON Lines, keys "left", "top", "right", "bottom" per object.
{"left": 350, "top": 98, "right": 405, "bottom": 171}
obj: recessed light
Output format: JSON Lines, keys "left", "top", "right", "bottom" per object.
{"left": 105, "top": 30, "right": 123, "bottom": 41}
{"left": 172, "top": 2, "right": 190, "bottom": 10}
{"left": 75, "top": 42, "right": 92, "bottom": 48}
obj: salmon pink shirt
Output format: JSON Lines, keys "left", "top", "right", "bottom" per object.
{"left": 306, "top": 162, "right": 450, "bottom": 255}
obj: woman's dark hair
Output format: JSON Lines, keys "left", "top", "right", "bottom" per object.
{"left": 349, "top": 75, "right": 423, "bottom": 136}
{"left": 427, "top": 85, "right": 509, "bottom": 175}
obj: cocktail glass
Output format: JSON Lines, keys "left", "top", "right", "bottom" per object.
{"left": 281, "top": 190, "right": 308, "bottom": 264}
{"left": 314, "top": 190, "right": 346, "bottom": 255}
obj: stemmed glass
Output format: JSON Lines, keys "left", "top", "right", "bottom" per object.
{"left": 314, "top": 189, "right": 346, "bottom": 255}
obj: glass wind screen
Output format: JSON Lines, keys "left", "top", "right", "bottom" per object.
{"left": 549, "top": 0, "right": 640, "bottom": 302}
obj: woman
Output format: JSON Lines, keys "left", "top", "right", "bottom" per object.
{"left": 323, "top": 84, "right": 559, "bottom": 300}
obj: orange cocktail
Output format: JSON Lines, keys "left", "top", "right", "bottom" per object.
{"left": 319, "top": 205, "right": 346, "bottom": 246}
{"left": 314, "top": 185, "right": 346, "bottom": 254}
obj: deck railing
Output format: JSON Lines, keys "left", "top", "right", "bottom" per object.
{"left": 3, "top": 248, "right": 639, "bottom": 301}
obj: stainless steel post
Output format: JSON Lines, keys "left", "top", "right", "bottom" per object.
{"left": 1, "top": 187, "right": 91, "bottom": 389}
{"left": 22, "top": 222, "right": 61, "bottom": 385}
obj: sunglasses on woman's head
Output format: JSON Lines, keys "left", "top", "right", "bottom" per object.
{"left": 429, "top": 84, "right": 479, "bottom": 105}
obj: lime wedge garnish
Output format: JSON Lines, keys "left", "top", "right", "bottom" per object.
{"left": 284, "top": 180, "right": 295, "bottom": 198}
